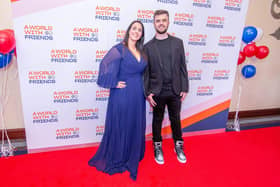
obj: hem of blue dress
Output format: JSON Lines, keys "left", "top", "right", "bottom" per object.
{"left": 88, "top": 162, "right": 137, "bottom": 181}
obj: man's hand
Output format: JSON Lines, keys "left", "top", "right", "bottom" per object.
{"left": 180, "top": 92, "right": 187, "bottom": 102}
{"left": 147, "top": 93, "right": 157, "bottom": 107}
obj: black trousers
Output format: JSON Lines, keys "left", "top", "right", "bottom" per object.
{"left": 152, "top": 89, "right": 183, "bottom": 143}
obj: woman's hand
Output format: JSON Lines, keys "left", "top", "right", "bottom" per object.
{"left": 116, "top": 81, "right": 126, "bottom": 88}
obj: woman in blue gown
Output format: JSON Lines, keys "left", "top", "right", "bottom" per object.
{"left": 88, "top": 20, "right": 147, "bottom": 180}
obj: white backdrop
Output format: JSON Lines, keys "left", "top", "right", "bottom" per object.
{"left": 11, "top": 0, "right": 249, "bottom": 153}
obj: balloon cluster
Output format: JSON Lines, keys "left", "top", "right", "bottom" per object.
{"left": 0, "top": 29, "right": 16, "bottom": 69}
{"left": 0, "top": 29, "right": 17, "bottom": 157}
{"left": 237, "top": 26, "right": 270, "bottom": 79}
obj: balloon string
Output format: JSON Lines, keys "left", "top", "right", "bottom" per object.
{"left": 233, "top": 66, "right": 242, "bottom": 131}
{"left": 3, "top": 56, "right": 9, "bottom": 108}
{"left": 1, "top": 54, "right": 14, "bottom": 156}
{"left": 1, "top": 56, "right": 7, "bottom": 152}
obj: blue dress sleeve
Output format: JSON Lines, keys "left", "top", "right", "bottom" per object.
{"left": 97, "top": 45, "right": 122, "bottom": 88}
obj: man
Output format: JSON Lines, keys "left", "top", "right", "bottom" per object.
{"left": 144, "top": 10, "right": 189, "bottom": 164}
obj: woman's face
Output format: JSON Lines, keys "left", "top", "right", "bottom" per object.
{"left": 128, "top": 22, "right": 143, "bottom": 42}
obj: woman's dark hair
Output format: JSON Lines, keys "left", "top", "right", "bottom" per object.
{"left": 123, "top": 20, "right": 145, "bottom": 55}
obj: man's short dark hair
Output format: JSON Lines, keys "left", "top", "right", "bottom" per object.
{"left": 153, "top": 10, "right": 169, "bottom": 20}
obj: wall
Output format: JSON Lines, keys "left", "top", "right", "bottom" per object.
{"left": 0, "top": 0, "right": 279, "bottom": 130}
{"left": 230, "top": 0, "right": 280, "bottom": 111}
{"left": 0, "top": 0, "right": 24, "bottom": 129}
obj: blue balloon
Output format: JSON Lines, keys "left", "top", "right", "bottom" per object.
{"left": 242, "top": 26, "right": 257, "bottom": 43}
{"left": 242, "top": 65, "right": 256, "bottom": 79}
{"left": 0, "top": 52, "right": 13, "bottom": 69}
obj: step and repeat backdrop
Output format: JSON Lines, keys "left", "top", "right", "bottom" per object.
{"left": 11, "top": 0, "right": 249, "bottom": 153}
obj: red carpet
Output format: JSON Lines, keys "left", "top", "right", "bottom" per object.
{"left": 1, "top": 126, "right": 280, "bottom": 187}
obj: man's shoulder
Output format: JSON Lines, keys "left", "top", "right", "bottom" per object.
{"left": 169, "top": 35, "right": 183, "bottom": 43}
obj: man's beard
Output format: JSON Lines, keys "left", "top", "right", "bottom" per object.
{"left": 155, "top": 26, "right": 168, "bottom": 34}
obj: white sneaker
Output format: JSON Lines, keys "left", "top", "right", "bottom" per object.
{"left": 154, "top": 142, "right": 164, "bottom": 164}
{"left": 174, "top": 141, "right": 187, "bottom": 164}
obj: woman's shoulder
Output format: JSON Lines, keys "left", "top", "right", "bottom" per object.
{"left": 112, "top": 42, "right": 124, "bottom": 49}
{"left": 109, "top": 42, "right": 124, "bottom": 54}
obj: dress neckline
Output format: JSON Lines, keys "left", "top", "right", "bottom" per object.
{"left": 122, "top": 44, "right": 142, "bottom": 63}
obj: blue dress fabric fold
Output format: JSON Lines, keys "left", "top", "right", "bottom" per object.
{"left": 88, "top": 43, "right": 147, "bottom": 180}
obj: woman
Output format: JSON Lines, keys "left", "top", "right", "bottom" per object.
{"left": 88, "top": 20, "right": 147, "bottom": 180}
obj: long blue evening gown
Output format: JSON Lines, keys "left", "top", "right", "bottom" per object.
{"left": 88, "top": 43, "right": 147, "bottom": 180}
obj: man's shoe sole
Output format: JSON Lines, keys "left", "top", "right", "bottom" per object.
{"left": 155, "top": 158, "right": 164, "bottom": 165}
{"left": 174, "top": 149, "right": 187, "bottom": 164}
{"left": 177, "top": 157, "right": 187, "bottom": 163}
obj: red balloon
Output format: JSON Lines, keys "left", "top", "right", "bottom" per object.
{"left": 14, "top": 47, "right": 17, "bottom": 57}
{"left": 0, "top": 30, "right": 16, "bottom": 54}
{"left": 238, "top": 51, "right": 246, "bottom": 65}
{"left": 255, "top": 45, "right": 269, "bottom": 59}
{"left": 243, "top": 42, "right": 257, "bottom": 57}
{"left": 3, "top": 29, "right": 15, "bottom": 37}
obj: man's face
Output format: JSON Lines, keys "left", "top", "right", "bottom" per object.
{"left": 154, "top": 13, "right": 169, "bottom": 34}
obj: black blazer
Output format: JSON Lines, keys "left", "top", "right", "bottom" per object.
{"left": 144, "top": 35, "right": 189, "bottom": 97}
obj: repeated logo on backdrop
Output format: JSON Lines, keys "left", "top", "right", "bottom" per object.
{"left": 206, "top": 16, "right": 225, "bottom": 28}
{"left": 74, "top": 70, "right": 98, "bottom": 83}
{"left": 188, "top": 70, "right": 202, "bottom": 80}
{"left": 53, "top": 90, "right": 79, "bottom": 103}
{"left": 24, "top": 25, "right": 53, "bottom": 40}
{"left": 76, "top": 108, "right": 99, "bottom": 120}
{"left": 96, "top": 125, "right": 105, "bottom": 136}
{"left": 218, "top": 36, "right": 236, "bottom": 47}
{"left": 224, "top": 0, "right": 242, "bottom": 11}
{"left": 56, "top": 128, "right": 80, "bottom": 139}
{"left": 137, "top": 10, "right": 154, "bottom": 23}
{"left": 96, "top": 49, "right": 108, "bottom": 63}
{"left": 13, "top": 0, "right": 249, "bottom": 150}
{"left": 157, "top": 0, "right": 178, "bottom": 4}
{"left": 96, "top": 88, "right": 110, "bottom": 101}
{"left": 33, "top": 110, "right": 58, "bottom": 124}
{"left": 50, "top": 49, "right": 78, "bottom": 63}
{"left": 73, "top": 27, "right": 99, "bottom": 42}
{"left": 213, "top": 70, "right": 230, "bottom": 80}
{"left": 116, "top": 29, "right": 126, "bottom": 42}
{"left": 192, "top": 0, "right": 212, "bottom": 8}
{"left": 28, "top": 71, "right": 56, "bottom": 84}
{"left": 95, "top": 6, "right": 120, "bottom": 21}
{"left": 197, "top": 85, "right": 214, "bottom": 96}
{"left": 174, "top": 13, "right": 194, "bottom": 26}
{"left": 185, "top": 52, "right": 189, "bottom": 63}
{"left": 188, "top": 34, "right": 207, "bottom": 46}
{"left": 201, "top": 52, "right": 219, "bottom": 64}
